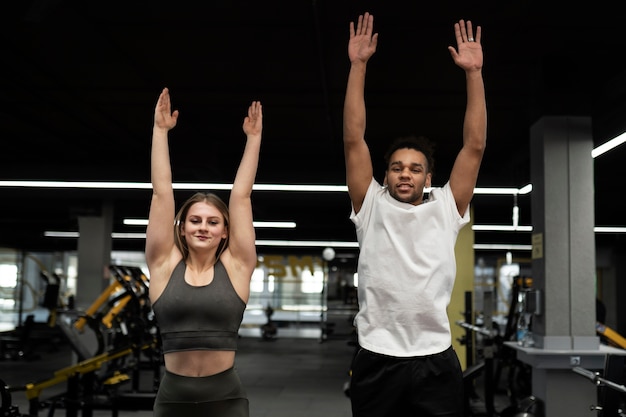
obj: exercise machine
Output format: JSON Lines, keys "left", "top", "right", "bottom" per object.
{"left": 1, "top": 265, "right": 162, "bottom": 417}
{"left": 573, "top": 354, "right": 626, "bottom": 417}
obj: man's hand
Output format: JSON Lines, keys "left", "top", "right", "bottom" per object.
{"left": 448, "top": 20, "right": 483, "bottom": 72}
{"left": 348, "top": 12, "right": 378, "bottom": 65}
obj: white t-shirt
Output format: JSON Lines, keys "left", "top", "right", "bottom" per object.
{"left": 350, "top": 179, "right": 469, "bottom": 357}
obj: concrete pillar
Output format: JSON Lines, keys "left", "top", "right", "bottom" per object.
{"left": 530, "top": 116, "right": 598, "bottom": 350}
{"left": 76, "top": 203, "right": 113, "bottom": 312}
{"left": 506, "top": 116, "right": 626, "bottom": 417}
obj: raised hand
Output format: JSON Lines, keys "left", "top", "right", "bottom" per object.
{"left": 242, "top": 101, "right": 262, "bottom": 138}
{"left": 154, "top": 87, "right": 179, "bottom": 131}
{"left": 448, "top": 19, "right": 483, "bottom": 72}
{"left": 348, "top": 12, "right": 378, "bottom": 64}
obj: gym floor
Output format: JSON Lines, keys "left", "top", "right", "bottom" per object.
{"left": 0, "top": 313, "right": 514, "bottom": 417}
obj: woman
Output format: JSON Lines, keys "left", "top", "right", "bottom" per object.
{"left": 146, "top": 87, "right": 262, "bottom": 416}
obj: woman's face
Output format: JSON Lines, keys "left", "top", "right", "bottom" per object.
{"left": 181, "top": 202, "right": 228, "bottom": 250}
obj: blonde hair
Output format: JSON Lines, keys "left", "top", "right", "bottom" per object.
{"left": 173, "top": 192, "right": 230, "bottom": 261}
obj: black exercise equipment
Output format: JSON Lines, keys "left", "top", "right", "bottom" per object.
{"left": 1, "top": 264, "right": 162, "bottom": 417}
{"left": 0, "top": 315, "right": 37, "bottom": 361}
{"left": 573, "top": 354, "right": 626, "bottom": 417}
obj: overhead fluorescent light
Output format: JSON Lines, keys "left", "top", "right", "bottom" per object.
{"left": 254, "top": 240, "right": 359, "bottom": 248}
{"left": 5, "top": 131, "right": 624, "bottom": 195}
{"left": 42, "top": 230, "right": 534, "bottom": 252}
{"left": 44, "top": 231, "right": 356, "bottom": 247}
{"left": 45, "top": 224, "right": 626, "bottom": 242}
{"left": 42, "top": 231, "right": 535, "bottom": 252}
{"left": 473, "top": 244, "right": 532, "bottom": 251}
{"left": 123, "top": 219, "right": 296, "bottom": 228}
{"left": 472, "top": 225, "right": 533, "bottom": 232}
{"left": 44, "top": 231, "right": 81, "bottom": 238}
{"left": 518, "top": 184, "right": 532, "bottom": 195}
{"left": 592, "top": 131, "right": 626, "bottom": 158}
{"left": 0, "top": 181, "right": 347, "bottom": 192}
{"left": 472, "top": 225, "right": 626, "bottom": 233}
{"left": 0, "top": 181, "right": 152, "bottom": 189}
{"left": 1, "top": 180, "right": 536, "bottom": 196}
{"left": 473, "top": 187, "right": 521, "bottom": 195}
{"left": 123, "top": 219, "right": 148, "bottom": 226}
{"left": 112, "top": 233, "right": 146, "bottom": 239}
{"left": 595, "top": 227, "right": 626, "bottom": 233}
{"left": 253, "top": 184, "right": 347, "bottom": 192}
{"left": 44, "top": 231, "right": 147, "bottom": 239}
{"left": 255, "top": 222, "right": 296, "bottom": 228}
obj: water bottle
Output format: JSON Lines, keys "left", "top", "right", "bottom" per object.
{"left": 516, "top": 310, "right": 528, "bottom": 346}
{"left": 516, "top": 289, "right": 534, "bottom": 347}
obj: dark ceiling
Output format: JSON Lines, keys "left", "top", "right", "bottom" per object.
{"left": 2, "top": 1, "right": 625, "bottom": 258}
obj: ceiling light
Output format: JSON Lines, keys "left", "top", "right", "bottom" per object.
{"left": 473, "top": 187, "right": 521, "bottom": 195}
{"left": 40, "top": 232, "right": 531, "bottom": 251}
{"left": 123, "top": 219, "right": 296, "bottom": 228}
{"left": 0, "top": 181, "right": 347, "bottom": 192}
{"left": 594, "top": 227, "right": 626, "bottom": 233}
{"left": 123, "top": 219, "right": 148, "bottom": 226}
{"left": 518, "top": 184, "right": 532, "bottom": 195}
{"left": 473, "top": 244, "right": 532, "bottom": 251}
{"left": 4, "top": 131, "right": 624, "bottom": 196}
{"left": 254, "top": 240, "right": 359, "bottom": 248}
{"left": 472, "top": 225, "right": 626, "bottom": 233}
{"left": 472, "top": 225, "right": 533, "bottom": 232}
{"left": 0, "top": 181, "right": 531, "bottom": 195}
{"left": 0, "top": 181, "right": 152, "bottom": 189}
{"left": 44, "top": 231, "right": 80, "bottom": 238}
{"left": 253, "top": 184, "right": 347, "bottom": 192}
{"left": 592, "top": 131, "right": 626, "bottom": 158}
{"left": 254, "top": 222, "right": 296, "bottom": 229}
{"left": 112, "top": 233, "right": 146, "bottom": 239}
{"left": 45, "top": 224, "right": 626, "bottom": 241}
{"left": 43, "top": 231, "right": 356, "bottom": 247}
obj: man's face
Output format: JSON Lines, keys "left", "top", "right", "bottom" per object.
{"left": 383, "top": 148, "right": 431, "bottom": 205}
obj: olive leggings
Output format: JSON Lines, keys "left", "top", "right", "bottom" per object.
{"left": 154, "top": 367, "right": 249, "bottom": 417}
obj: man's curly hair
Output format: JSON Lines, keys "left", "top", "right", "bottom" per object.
{"left": 383, "top": 135, "right": 435, "bottom": 175}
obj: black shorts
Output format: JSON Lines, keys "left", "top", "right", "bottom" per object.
{"left": 350, "top": 345, "right": 463, "bottom": 417}
{"left": 154, "top": 367, "right": 249, "bottom": 417}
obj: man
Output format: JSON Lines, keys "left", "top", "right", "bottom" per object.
{"left": 343, "top": 12, "right": 487, "bottom": 417}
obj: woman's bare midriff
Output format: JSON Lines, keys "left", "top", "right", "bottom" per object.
{"left": 163, "top": 350, "right": 236, "bottom": 377}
